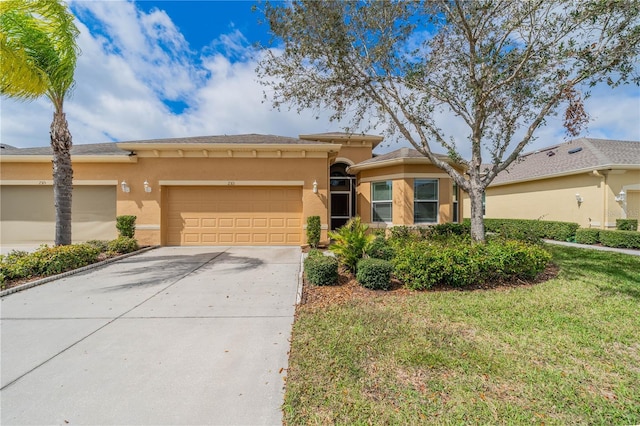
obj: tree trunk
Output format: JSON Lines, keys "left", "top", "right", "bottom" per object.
{"left": 51, "top": 111, "right": 73, "bottom": 246}
{"left": 468, "top": 185, "right": 486, "bottom": 243}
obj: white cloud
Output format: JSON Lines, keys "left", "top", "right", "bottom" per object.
{"left": 1, "top": 0, "right": 638, "bottom": 164}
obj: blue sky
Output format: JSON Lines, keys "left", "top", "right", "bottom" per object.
{"left": 1, "top": 0, "right": 639, "bottom": 157}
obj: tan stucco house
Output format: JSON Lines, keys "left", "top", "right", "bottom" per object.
{"left": 463, "top": 138, "right": 640, "bottom": 230}
{"left": 0, "top": 133, "right": 465, "bottom": 247}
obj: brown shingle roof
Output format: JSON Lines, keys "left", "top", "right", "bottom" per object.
{"left": 491, "top": 138, "right": 640, "bottom": 186}
{"left": 355, "top": 147, "right": 449, "bottom": 165}
{"left": 0, "top": 134, "right": 325, "bottom": 157}
{"left": 1, "top": 142, "right": 128, "bottom": 156}
{"left": 121, "top": 134, "right": 320, "bottom": 145}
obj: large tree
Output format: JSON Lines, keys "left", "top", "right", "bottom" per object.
{"left": 258, "top": 0, "right": 640, "bottom": 242}
{"left": 1, "top": 0, "right": 80, "bottom": 245}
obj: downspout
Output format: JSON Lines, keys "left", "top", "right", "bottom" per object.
{"left": 591, "top": 170, "right": 606, "bottom": 229}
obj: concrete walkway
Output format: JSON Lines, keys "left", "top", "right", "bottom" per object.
{"left": 1, "top": 246, "right": 301, "bottom": 425}
{"left": 544, "top": 239, "right": 640, "bottom": 256}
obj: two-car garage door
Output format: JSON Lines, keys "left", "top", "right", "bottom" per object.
{"left": 165, "top": 186, "right": 302, "bottom": 245}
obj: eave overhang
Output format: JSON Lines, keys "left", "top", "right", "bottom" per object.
{"left": 489, "top": 164, "right": 640, "bottom": 187}
{"left": 0, "top": 155, "right": 137, "bottom": 163}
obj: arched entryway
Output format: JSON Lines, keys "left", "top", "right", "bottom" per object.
{"left": 330, "top": 162, "right": 356, "bottom": 229}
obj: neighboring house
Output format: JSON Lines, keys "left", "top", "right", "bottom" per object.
{"left": 463, "top": 138, "right": 640, "bottom": 230}
{"left": 0, "top": 133, "right": 465, "bottom": 246}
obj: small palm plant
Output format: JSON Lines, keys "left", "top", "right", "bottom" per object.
{"left": 328, "top": 217, "right": 374, "bottom": 272}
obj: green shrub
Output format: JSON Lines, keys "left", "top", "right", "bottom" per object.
{"left": 328, "top": 217, "right": 374, "bottom": 272}
{"left": 307, "top": 248, "right": 324, "bottom": 259}
{"left": 0, "top": 244, "right": 100, "bottom": 280}
{"left": 304, "top": 254, "right": 339, "bottom": 286}
{"left": 575, "top": 229, "right": 600, "bottom": 245}
{"left": 393, "top": 239, "right": 550, "bottom": 290}
{"left": 116, "top": 215, "right": 137, "bottom": 238}
{"left": 429, "top": 222, "right": 471, "bottom": 238}
{"left": 365, "top": 235, "right": 395, "bottom": 261}
{"left": 616, "top": 219, "right": 638, "bottom": 231}
{"left": 356, "top": 258, "right": 393, "bottom": 290}
{"left": 389, "top": 225, "right": 429, "bottom": 242}
{"left": 107, "top": 237, "right": 139, "bottom": 254}
{"left": 599, "top": 230, "right": 640, "bottom": 249}
{"left": 465, "top": 218, "right": 579, "bottom": 242}
{"left": 85, "top": 240, "right": 109, "bottom": 252}
{"left": 306, "top": 216, "right": 321, "bottom": 248}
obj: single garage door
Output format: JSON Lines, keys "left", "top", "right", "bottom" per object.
{"left": 165, "top": 186, "right": 303, "bottom": 245}
{"left": 0, "top": 185, "right": 117, "bottom": 244}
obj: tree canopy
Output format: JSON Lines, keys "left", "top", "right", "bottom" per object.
{"left": 258, "top": 0, "right": 640, "bottom": 241}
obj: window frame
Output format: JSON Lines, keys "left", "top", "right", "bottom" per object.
{"left": 371, "top": 180, "right": 393, "bottom": 223}
{"left": 413, "top": 179, "right": 439, "bottom": 224}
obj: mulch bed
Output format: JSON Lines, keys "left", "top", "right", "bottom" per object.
{"left": 299, "top": 263, "right": 560, "bottom": 310}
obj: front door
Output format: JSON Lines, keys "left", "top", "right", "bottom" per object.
{"left": 330, "top": 163, "right": 356, "bottom": 230}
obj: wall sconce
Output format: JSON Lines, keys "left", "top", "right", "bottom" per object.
{"left": 615, "top": 190, "right": 625, "bottom": 202}
{"left": 121, "top": 181, "right": 130, "bottom": 193}
{"left": 144, "top": 180, "right": 152, "bottom": 193}
{"left": 312, "top": 180, "right": 318, "bottom": 194}
{"left": 575, "top": 193, "right": 583, "bottom": 204}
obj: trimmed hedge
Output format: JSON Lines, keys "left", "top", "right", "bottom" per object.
{"left": 107, "top": 236, "right": 139, "bottom": 254}
{"left": 304, "top": 254, "right": 339, "bottom": 286}
{"left": 599, "top": 230, "right": 640, "bottom": 249}
{"left": 575, "top": 229, "right": 600, "bottom": 245}
{"left": 0, "top": 244, "right": 100, "bottom": 282}
{"left": 464, "top": 218, "right": 579, "bottom": 242}
{"left": 356, "top": 258, "right": 393, "bottom": 290}
{"left": 306, "top": 216, "right": 321, "bottom": 248}
{"left": 116, "top": 215, "right": 137, "bottom": 238}
{"left": 616, "top": 219, "right": 638, "bottom": 231}
{"left": 393, "top": 239, "right": 551, "bottom": 290}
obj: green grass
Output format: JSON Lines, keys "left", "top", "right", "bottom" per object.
{"left": 284, "top": 245, "right": 640, "bottom": 425}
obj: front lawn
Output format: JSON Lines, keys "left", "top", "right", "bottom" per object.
{"left": 284, "top": 245, "right": 640, "bottom": 425}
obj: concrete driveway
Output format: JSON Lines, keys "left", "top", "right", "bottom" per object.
{"left": 1, "top": 246, "right": 301, "bottom": 425}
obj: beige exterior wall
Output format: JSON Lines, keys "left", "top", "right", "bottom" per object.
{"left": 355, "top": 163, "right": 459, "bottom": 227}
{"left": 463, "top": 169, "right": 640, "bottom": 229}
{"left": 1, "top": 153, "right": 334, "bottom": 246}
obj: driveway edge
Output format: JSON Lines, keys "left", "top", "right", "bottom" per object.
{"left": 0, "top": 245, "right": 160, "bottom": 298}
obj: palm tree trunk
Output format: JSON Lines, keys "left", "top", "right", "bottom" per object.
{"left": 51, "top": 110, "right": 73, "bottom": 246}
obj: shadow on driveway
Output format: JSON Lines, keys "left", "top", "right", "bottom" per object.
{"left": 100, "top": 251, "right": 265, "bottom": 292}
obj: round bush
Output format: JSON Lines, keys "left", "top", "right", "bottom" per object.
{"left": 366, "top": 236, "right": 395, "bottom": 261}
{"left": 356, "top": 258, "right": 393, "bottom": 290}
{"left": 304, "top": 255, "right": 338, "bottom": 286}
{"left": 107, "top": 237, "right": 139, "bottom": 254}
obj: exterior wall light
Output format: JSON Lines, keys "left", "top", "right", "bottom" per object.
{"left": 575, "top": 193, "right": 583, "bottom": 203}
{"left": 121, "top": 181, "right": 130, "bottom": 193}
{"left": 615, "top": 190, "right": 625, "bottom": 202}
{"left": 144, "top": 180, "right": 152, "bottom": 193}
{"left": 313, "top": 180, "right": 318, "bottom": 194}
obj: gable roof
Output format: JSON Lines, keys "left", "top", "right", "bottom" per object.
{"left": 348, "top": 147, "right": 457, "bottom": 173}
{"left": 491, "top": 138, "right": 640, "bottom": 186}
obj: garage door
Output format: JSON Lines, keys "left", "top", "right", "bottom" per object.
{"left": 0, "top": 185, "right": 117, "bottom": 244}
{"left": 165, "top": 186, "right": 303, "bottom": 245}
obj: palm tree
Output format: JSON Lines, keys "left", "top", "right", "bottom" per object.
{"left": 1, "top": 0, "right": 80, "bottom": 245}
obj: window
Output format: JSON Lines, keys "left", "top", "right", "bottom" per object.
{"left": 372, "top": 181, "right": 392, "bottom": 222}
{"left": 452, "top": 182, "right": 459, "bottom": 223}
{"left": 414, "top": 179, "right": 438, "bottom": 223}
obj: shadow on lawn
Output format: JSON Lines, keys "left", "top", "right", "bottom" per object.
{"left": 550, "top": 245, "right": 640, "bottom": 299}
{"left": 100, "top": 251, "right": 264, "bottom": 292}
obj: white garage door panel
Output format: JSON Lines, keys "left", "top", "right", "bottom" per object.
{"left": 166, "top": 186, "right": 302, "bottom": 246}
{"left": 0, "top": 186, "right": 117, "bottom": 244}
